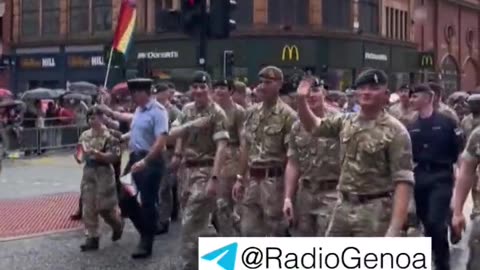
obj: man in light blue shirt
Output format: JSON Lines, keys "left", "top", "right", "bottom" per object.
{"left": 125, "top": 78, "right": 169, "bottom": 259}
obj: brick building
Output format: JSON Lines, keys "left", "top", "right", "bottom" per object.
{"left": 7, "top": 0, "right": 419, "bottom": 92}
{"left": 414, "top": 0, "right": 480, "bottom": 94}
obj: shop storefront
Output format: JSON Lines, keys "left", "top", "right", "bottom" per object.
{"left": 130, "top": 38, "right": 417, "bottom": 92}
{"left": 65, "top": 51, "right": 107, "bottom": 86}
{"left": 13, "top": 48, "right": 64, "bottom": 93}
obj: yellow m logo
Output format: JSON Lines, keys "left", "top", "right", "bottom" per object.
{"left": 282, "top": 45, "right": 299, "bottom": 61}
{"left": 421, "top": 55, "right": 434, "bottom": 67}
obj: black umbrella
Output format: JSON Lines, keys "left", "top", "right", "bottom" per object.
{"left": 21, "top": 88, "right": 64, "bottom": 100}
{"left": 69, "top": 81, "right": 98, "bottom": 95}
{"left": 62, "top": 92, "right": 92, "bottom": 102}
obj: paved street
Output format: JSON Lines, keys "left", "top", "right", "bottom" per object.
{"left": 0, "top": 152, "right": 474, "bottom": 270}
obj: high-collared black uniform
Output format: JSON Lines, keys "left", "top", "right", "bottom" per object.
{"left": 407, "top": 111, "right": 463, "bottom": 270}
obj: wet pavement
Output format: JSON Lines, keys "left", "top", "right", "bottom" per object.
{"left": 0, "top": 152, "right": 473, "bottom": 270}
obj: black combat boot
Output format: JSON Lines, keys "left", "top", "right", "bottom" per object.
{"left": 112, "top": 220, "right": 125, "bottom": 242}
{"left": 80, "top": 237, "right": 99, "bottom": 252}
{"left": 131, "top": 236, "right": 153, "bottom": 259}
{"left": 155, "top": 221, "right": 169, "bottom": 235}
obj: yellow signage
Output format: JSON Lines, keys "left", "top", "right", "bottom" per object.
{"left": 420, "top": 53, "right": 434, "bottom": 68}
{"left": 20, "top": 58, "right": 42, "bottom": 69}
{"left": 68, "top": 56, "right": 90, "bottom": 68}
{"left": 282, "top": 45, "right": 299, "bottom": 61}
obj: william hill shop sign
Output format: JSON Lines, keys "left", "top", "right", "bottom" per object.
{"left": 19, "top": 57, "right": 57, "bottom": 69}
{"left": 68, "top": 55, "right": 105, "bottom": 68}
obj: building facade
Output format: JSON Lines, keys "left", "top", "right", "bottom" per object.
{"left": 8, "top": 0, "right": 420, "bottom": 92}
{"left": 414, "top": 0, "right": 480, "bottom": 94}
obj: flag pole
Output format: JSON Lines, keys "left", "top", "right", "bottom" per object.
{"left": 103, "top": 47, "right": 114, "bottom": 89}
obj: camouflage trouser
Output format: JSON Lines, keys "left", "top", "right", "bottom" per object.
{"left": 239, "top": 175, "right": 288, "bottom": 236}
{"left": 293, "top": 180, "right": 338, "bottom": 236}
{"left": 468, "top": 215, "right": 480, "bottom": 269}
{"left": 213, "top": 145, "right": 240, "bottom": 236}
{"left": 325, "top": 195, "right": 391, "bottom": 237}
{"left": 158, "top": 168, "right": 173, "bottom": 225}
{"left": 81, "top": 166, "right": 122, "bottom": 238}
{"left": 179, "top": 165, "right": 216, "bottom": 270}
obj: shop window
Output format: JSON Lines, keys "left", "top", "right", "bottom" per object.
{"left": 70, "top": 0, "right": 89, "bottom": 34}
{"left": 322, "top": 0, "right": 350, "bottom": 30}
{"left": 21, "top": 0, "right": 40, "bottom": 37}
{"left": 93, "top": 0, "right": 112, "bottom": 32}
{"left": 359, "top": 0, "right": 379, "bottom": 34}
{"left": 234, "top": 0, "right": 253, "bottom": 27}
{"left": 42, "top": 0, "right": 60, "bottom": 36}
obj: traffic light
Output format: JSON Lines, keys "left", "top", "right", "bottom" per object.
{"left": 223, "top": 50, "right": 234, "bottom": 78}
{"left": 181, "top": 0, "right": 203, "bottom": 34}
{"left": 209, "top": 0, "right": 236, "bottom": 38}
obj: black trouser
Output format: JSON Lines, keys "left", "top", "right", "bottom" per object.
{"left": 126, "top": 152, "right": 164, "bottom": 241}
{"left": 414, "top": 169, "right": 453, "bottom": 270}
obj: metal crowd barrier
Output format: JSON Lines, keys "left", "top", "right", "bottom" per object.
{"left": 1, "top": 124, "right": 88, "bottom": 156}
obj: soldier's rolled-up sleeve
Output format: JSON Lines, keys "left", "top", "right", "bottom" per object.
{"left": 461, "top": 127, "right": 480, "bottom": 163}
{"left": 311, "top": 114, "right": 344, "bottom": 138}
{"left": 283, "top": 111, "right": 298, "bottom": 147}
{"left": 212, "top": 110, "right": 230, "bottom": 142}
{"left": 388, "top": 127, "right": 415, "bottom": 184}
{"left": 286, "top": 121, "right": 300, "bottom": 162}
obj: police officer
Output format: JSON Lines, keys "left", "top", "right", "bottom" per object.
{"left": 125, "top": 78, "right": 169, "bottom": 259}
{"left": 407, "top": 84, "right": 464, "bottom": 270}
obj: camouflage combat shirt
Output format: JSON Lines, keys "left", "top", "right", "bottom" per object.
{"left": 311, "top": 111, "right": 415, "bottom": 194}
{"left": 288, "top": 106, "right": 341, "bottom": 181}
{"left": 242, "top": 99, "right": 297, "bottom": 167}
{"left": 172, "top": 101, "right": 229, "bottom": 161}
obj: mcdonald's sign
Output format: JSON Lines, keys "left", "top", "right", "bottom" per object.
{"left": 282, "top": 45, "right": 300, "bottom": 61}
{"left": 419, "top": 52, "right": 435, "bottom": 69}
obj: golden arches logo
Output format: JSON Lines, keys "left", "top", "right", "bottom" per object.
{"left": 421, "top": 54, "right": 434, "bottom": 67}
{"left": 282, "top": 45, "right": 300, "bottom": 61}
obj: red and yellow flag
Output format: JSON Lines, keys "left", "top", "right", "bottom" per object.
{"left": 112, "top": 0, "right": 136, "bottom": 55}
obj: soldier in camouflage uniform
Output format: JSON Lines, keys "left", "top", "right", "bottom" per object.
{"left": 77, "top": 107, "right": 124, "bottom": 251}
{"left": 212, "top": 79, "right": 245, "bottom": 236}
{"left": 283, "top": 77, "right": 341, "bottom": 236}
{"left": 459, "top": 94, "right": 480, "bottom": 223}
{"left": 388, "top": 84, "right": 417, "bottom": 126}
{"left": 296, "top": 69, "right": 414, "bottom": 237}
{"left": 154, "top": 83, "right": 183, "bottom": 234}
{"left": 452, "top": 113, "right": 480, "bottom": 269}
{"left": 232, "top": 66, "right": 297, "bottom": 236}
{"left": 171, "top": 71, "right": 229, "bottom": 270}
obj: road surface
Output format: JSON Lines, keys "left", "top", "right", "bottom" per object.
{"left": 0, "top": 152, "right": 473, "bottom": 270}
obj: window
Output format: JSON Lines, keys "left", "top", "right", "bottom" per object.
{"left": 359, "top": 0, "right": 379, "bottom": 34}
{"left": 322, "top": 0, "right": 350, "bottom": 30}
{"left": 155, "top": 0, "right": 181, "bottom": 32}
{"left": 385, "top": 6, "right": 408, "bottom": 41}
{"left": 42, "top": 0, "right": 60, "bottom": 36}
{"left": 93, "top": 0, "right": 112, "bottom": 32}
{"left": 22, "top": 0, "right": 40, "bottom": 37}
{"left": 234, "top": 0, "right": 253, "bottom": 26}
{"left": 70, "top": 0, "right": 89, "bottom": 33}
{"left": 294, "top": 0, "right": 308, "bottom": 26}
{"left": 268, "top": 0, "right": 282, "bottom": 24}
